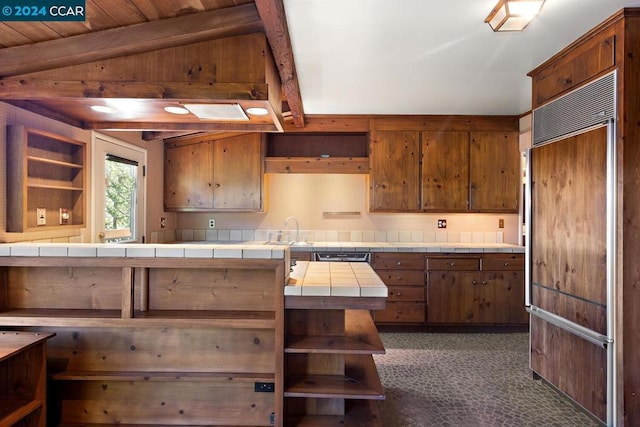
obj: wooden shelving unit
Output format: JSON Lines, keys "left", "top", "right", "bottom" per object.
{"left": 284, "top": 308, "right": 385, "bottom": 425}
{"left": 0, "top": 256, "right": 285, "bottom": 426}
{"left": 6, "top": 126, "right": 86, "bottom": 232}
{"left": 265, "top": 132, "right": 369, "bottom": 174}
{"left": 0, "top": 331, "right": 55, "bottom": 427}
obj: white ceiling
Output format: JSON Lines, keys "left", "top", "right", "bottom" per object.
{"left": 283, "top": 0, "right": 640, "bottom": 116}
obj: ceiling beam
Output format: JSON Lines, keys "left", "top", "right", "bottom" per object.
{"left": 256, "top": 0, "right": 305, "bottom": 128}
{"left": 0, "top": 3, "right": 262, "bottom": 77}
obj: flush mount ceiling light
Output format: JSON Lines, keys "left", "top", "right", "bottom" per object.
{"left": 485, "top": 0, "right": 545, "bottom": 32}
{"left": 164, "top": 106, "right": 190, "bottom": 115}
{"left": 183, "top": 103, "right": 249, "bottom": 121}
{"left": 246, "top": 107, "right": 269, "bottom": 116}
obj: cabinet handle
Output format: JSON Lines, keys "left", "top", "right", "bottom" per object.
{"left": 396, "top": 261, "right": 402, "bottom": 266}
{"left": 448, "top": 262, "right": 456, "bottom": 267}
{"left": 472, "top": 280, "right": 478, "bottom": 285}
{"left": 482, "top": 281, "right": 487, "bottom": 285}
{"left": 397, "top": 276, "right": 402, "bottom": 280}
{"left": 396, "top": 292, "right": 402, "bottom": 297}
{"left": 504, "top": 262, "right": 510, "bottom": 266}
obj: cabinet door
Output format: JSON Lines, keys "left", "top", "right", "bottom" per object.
{"left": 427, "top": 271, "right": 480, "bottom": 323}
{"left": 421, "top": 131, "right": 469, "bottom": 211}
{"left": 164, "top": 141, "right": 214, "bottom": 210}
{"left": 469, "top": 131, "right": 520, "bottom": 212}
{"left": 212, "top": 134, "right": 264, "bottom": 210}
{"left": 369, "top": 131, "right": 420, "bottom": 211}
{"left": 483, "top": 271, "right": 528, "bottom": 324}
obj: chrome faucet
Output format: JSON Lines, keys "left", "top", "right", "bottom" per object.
{"left": 284, "top": 216, "right": 299, "bottom": 243}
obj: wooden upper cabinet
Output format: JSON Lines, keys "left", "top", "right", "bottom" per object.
{"left": 164, "top": 134, "right": 264, "bottom": 212}
{"left": 469, "top": 131, "right": 520, "bottom": 212}
{"left": 369, "top": 131, "right": 421, "bottom": 211}
{"left": 164, "top": 140, "right": 214, "bottom": 210}
{"left": 421, "top": 131, "right": 469, "bottom": 211}
{"left": 213, "top": 133, "right": 264, "bottom": 210}
{"left": 530, "top": 32, "right": 615, "bottom": 108}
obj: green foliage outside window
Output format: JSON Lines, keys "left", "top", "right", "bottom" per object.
{"left": 105, "top": 159, "right": 136, "bottom": 233}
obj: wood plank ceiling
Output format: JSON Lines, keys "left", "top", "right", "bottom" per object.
{"left": 0, "top": 0, "right": 305, "bottom": 137}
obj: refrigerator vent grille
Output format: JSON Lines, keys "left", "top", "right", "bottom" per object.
{"left": 533, "top": 72, "right": 616, "bottom": 145}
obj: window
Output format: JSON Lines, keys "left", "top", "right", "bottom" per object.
{"left": 92, "top": 134, "right": 146, "bottom": 243}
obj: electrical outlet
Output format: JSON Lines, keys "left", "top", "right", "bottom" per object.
{"left": 208, "top": 218, "right": 216, "bottom": 228}
{"left": 499, "top": 218, "right": 505, "bottom": 228}
{"left": 36, "top": 208, "right": 46, "bottom": 226}
{"left": 437, "top": 219, "right": 447, "bottom": 229}
{"left": 160, "top": 217, "right": 166, "bottom": 229}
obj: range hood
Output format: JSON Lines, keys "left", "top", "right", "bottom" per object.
{"left": 0, "top": 3, "right": 305, "bottom": 135}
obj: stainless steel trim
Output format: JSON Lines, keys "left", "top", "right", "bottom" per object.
{"left": 605, "top": 116, "right": 617, "bottom": 427}
{"left": 528, "top": 122, "right": 608, "bottom": 148}
{"left": 527, "top": 306, "right": 609, "bottom": 348}
{"left": 525, "top": 148, "right": 532, "bottom": 308}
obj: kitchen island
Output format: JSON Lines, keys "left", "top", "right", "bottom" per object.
{"left": 0, "top": 243, "right": 389, "bottom": 426}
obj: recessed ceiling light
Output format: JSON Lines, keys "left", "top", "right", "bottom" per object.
{"left": 246, "top": 107, "right": 269, "bottom": 116}
{"left": 164, "top": 106, "right": 190, "bottom": 115}
{"left": 91, "top": 105, "right": 117, "bottom": 114}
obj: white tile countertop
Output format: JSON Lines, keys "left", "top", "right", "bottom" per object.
{"left": 285, "top": 261, "right": 388, "bottom": 298}
{"left": 0, "top": 242, "right": 288, "bottom": 259}
{"left": 290, "top": 242, "right": 525, "bottom": 253}
{"left": 0, "top": 241, "right": 524, "bottom": 258}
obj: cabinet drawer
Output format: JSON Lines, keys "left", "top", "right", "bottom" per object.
{"left": 482, "top": 255, "right": 524, "bottom": 271}
{"left": 375, "top": 269, "right": 424, "bottom": 286}
{"left": 427, "top": 257, "right": 480, "bottom": 271}
{"left": 387, "top": 286, "right": 425, "bottom": 302}
{"left": 373, "top": 253, "right": 425, "bottom": 270}
{"left": 290, "top": 252, "right": 312, "bottom": 262}
{"left": 375, "top": 302, "right": 425, "bottom": 323}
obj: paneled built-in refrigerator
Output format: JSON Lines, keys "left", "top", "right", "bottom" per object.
{"left": 526, "top": 71, "right": 616, "bottom": 425}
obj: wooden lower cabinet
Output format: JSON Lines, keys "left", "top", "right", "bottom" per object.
{"left": 284, "top": 307, "right": 385, "bottom": 425}
{"left": 372, "top": 253, "right": 426, "bottom": 324}
{"left": 426, "top": 254, "right": 528, "bottom": 325}
{"left": 0, "top": 257, "right": 285, "bottom": 426}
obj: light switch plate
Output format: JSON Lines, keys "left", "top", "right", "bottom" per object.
{"left": 36, "top": 208, "right": 47, "bottom": 225}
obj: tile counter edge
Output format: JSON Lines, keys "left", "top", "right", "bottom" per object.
{"left": 0, "top": 243, "right": 289, "bottom": 259}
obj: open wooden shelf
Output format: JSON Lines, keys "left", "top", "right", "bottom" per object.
{"left": 285, "top": 355, "right": 384, "bottom": 400}
{"left": 27, "top": 155, "right": 84, "bottom": 169}
{"left": 0, "top": 331, "right": 54, "bottom": 426}
{"left": 0, "top": 309, "right": 276, "bottom": 329}
{"left": 286, "top": 399, "right": 382, "bottom": 426}
{"left": 6, "top": 125, "right": 86, "bottom": 231}
{"left": 286, "top": 310, "right": 384, "bottom": 354}
{"left": 0, "top": 257, "right": 284, "bottom": 426}
{"left": 52, "top": 370, "right": 275, "bottom": 382}
{"left": 0, "top": 399, "right": 43, "bottom": 426}
{"left": 265, "top": 157, "right": 369, "bottom": 174}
